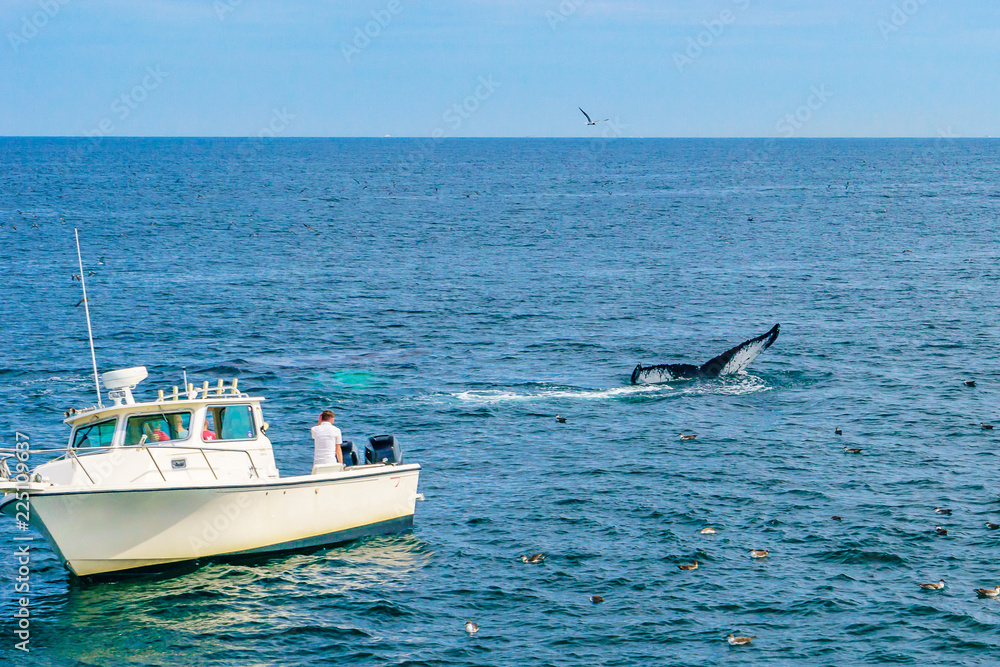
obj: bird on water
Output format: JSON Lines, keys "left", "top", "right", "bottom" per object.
{"left": 918, "top": 579, "right": 945, "bottom": 590}
{"left": 465, "top": 621, "right": 479, "bottom": 634}
{"left": 678, "top": 561, "right": 698, "bottom": 571}
{"left": 975, "top": 586, "right": 1000, "bottom": 598}
{"left": 726, "top": 634, "right": 755, "bottom": 645}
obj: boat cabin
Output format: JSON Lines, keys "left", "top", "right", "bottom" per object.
{"left": 38, "top": 367, "right": 280, "bottom": 488}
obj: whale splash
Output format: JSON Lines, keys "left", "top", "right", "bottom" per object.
{"left": 631, "top": 324, "right": 780, "bottom": 384}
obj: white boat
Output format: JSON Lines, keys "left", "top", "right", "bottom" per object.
{"left": 0, "top": 366, "right": 422, "bottom": 577}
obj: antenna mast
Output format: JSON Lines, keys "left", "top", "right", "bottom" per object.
{"left": 74, "top": 229, "right": 103, "bottom": 408}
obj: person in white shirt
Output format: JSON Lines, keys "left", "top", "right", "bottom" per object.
{"left": 310, "top": 410, "right": 343, "bottom": 472}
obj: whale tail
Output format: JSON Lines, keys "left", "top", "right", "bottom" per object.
{"left": 631, "top": 362, "right": 701, "bottom": 384}
{"left": 630, "top": 324, "right": 780, "bottom": 385}
{"left": 631, "top": 363, "right": 645, "bottom": 384}
{"left": 698, "top": 324, "right": 780, "bottom": 377}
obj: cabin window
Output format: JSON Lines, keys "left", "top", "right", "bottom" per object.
{"left": 205, "top": 405, "right": 256, "bottom": 441}
{"left": 71, "top": 418, "right": 117, "bottom": 449}
{"left": 124, "top": 412, "right": 191, "bottom": 446}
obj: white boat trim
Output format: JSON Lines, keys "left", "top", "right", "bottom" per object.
{"left": 3, "top": 463, "right": 420, "bottom": 497}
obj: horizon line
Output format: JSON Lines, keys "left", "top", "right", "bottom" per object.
{"left": 0, "top": 135, "right": 996, "bottom": 140}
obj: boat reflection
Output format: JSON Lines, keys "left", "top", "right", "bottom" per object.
{"left": 52, "top": 534, "right": 431, "bottom": 645}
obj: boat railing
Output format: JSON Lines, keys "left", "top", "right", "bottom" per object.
{"left": 0, "top": 444, "right": 261, "bottom": 484}
{"left": 154, "top": 378, "right": 249, "bottom": 403}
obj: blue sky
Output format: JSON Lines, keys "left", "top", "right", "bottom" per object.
{"left": 2, "top": 0, "right": 998, "bottom": 137}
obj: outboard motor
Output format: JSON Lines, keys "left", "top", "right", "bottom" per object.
{"left": 365, "top": 434, "right": 402, "bottom": 465}
{"left": 341, "top": 440, "right": 360, "bottom": 467}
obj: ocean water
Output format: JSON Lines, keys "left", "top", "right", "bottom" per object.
{"left": 1, "top": 137, "right": 1000, "bottom": 666}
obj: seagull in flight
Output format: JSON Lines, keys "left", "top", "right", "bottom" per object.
{"left": 579, "top": 108, "right": 608, "bottom": 126}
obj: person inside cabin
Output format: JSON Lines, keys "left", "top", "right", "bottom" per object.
{"left": 311, "top": 410, "right": 343, "bottom": 471}
{"left": 202, "top": 414, "right": 217, "bottom": 440}
{"left": 146, "top": 421, "right": 171, "bottom": 442}
{"left": 167, "top": 413, "right": 188, "bottom": 439}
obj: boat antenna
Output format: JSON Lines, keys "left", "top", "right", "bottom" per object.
{"left": 74, "top": 229, "right": 103, "bottom": 408}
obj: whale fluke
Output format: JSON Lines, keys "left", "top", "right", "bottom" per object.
{"left": 631, "top": 324, "right": 780, "bottom": 384}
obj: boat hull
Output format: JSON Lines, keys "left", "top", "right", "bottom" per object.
{"left": 1, "top": 464, "right": 420, "bottom": 576}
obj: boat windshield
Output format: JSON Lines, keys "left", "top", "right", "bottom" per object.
{"left": 205, "top": 404, "right": 256, "bottom": 441}
{"left": 71, "top": 418, "right": 117, "bottom": 449}
{"left": 124, "top": 412, "right": 191, "bottom": 445}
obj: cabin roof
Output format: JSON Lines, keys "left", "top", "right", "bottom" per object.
{"left": 64, "top": 391, "right": 265, "bottom": 426}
